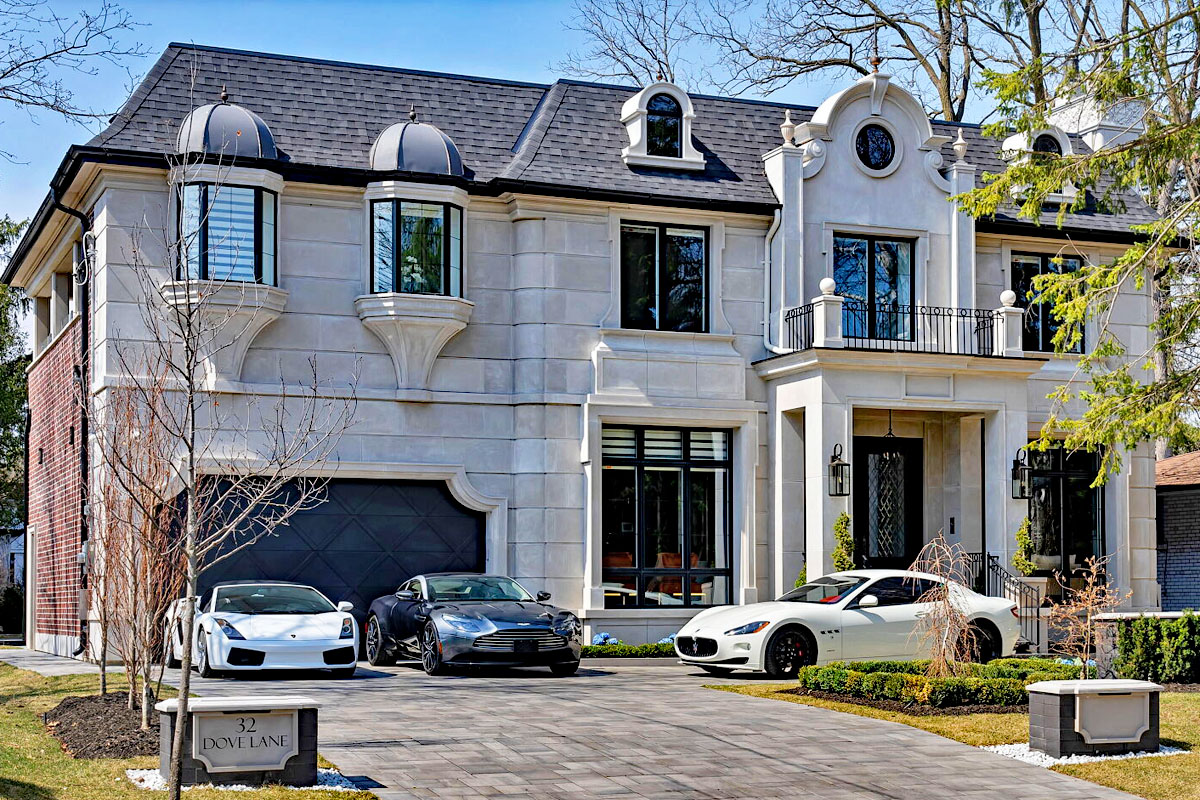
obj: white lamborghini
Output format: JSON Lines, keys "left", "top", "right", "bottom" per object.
{"left": 674, "top": 569, "right": 1020, "bottom": 678}
{"left": 165, "top": 581, "right": 359, "bottom": 678}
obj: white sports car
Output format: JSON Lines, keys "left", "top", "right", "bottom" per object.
{"left": 674, "top": 569, "right": 1020, "bottom": 678}
{"left": 165, "top": 581, "right": 359, "bottom": 678}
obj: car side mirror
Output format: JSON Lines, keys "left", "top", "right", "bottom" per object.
{"left": 857, "top": 594, "right": 879, "bottom": 608}
{"left": 337, "top": 601, "right": 354, "bottom": 613}
{"left": 536, "top": 591, "right": 552, "bottom": 602}
{"left": 395, "top": 590, "right": 417, "bottom": 601}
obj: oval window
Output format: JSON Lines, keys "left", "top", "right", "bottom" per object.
{"left": 855, "top": 124, "right": 895, "bottom": 172}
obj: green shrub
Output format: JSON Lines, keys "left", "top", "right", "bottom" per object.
{"left": 581, "top": 642, "right": 676, "bottom": 658}
{"left": 794, "top": 662, "right": 1033, "bottom": 708}
{"left": 831, "top": 512, "right": 854, "bottom": 571}
{"left": 1115, "top": 612, "right": 1200, "bottom": 682}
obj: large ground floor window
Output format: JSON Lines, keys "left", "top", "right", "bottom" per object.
{"left": 601, "top": 426, "right": 732, "bottom": 608}
{"left": 1027, "top": 445, "right": 1104, "bottom": 599}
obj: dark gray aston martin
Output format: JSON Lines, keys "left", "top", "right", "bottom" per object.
{"left": 364, "top": 573, "right": 583, "bottom": 675}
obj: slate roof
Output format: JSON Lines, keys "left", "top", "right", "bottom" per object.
{"left": 1157, "top": 450, "right": 1200, "bottom": 488}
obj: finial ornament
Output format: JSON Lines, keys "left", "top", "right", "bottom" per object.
{"left": 409, "top": 104, "right": 418, "bottom": 122}
{"left": 220, "top": 84, "right": 228, "bottom": 103}
{"left": 953, "top": 128, "right": 968, "bottom": 161}
{"left": 780, "top": 109, "right": 796, "bottom": 146}
{"left": 869, "top": 24, "right": 882, "bottom": 73}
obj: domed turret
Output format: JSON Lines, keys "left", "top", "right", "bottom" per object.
{"left": 369, "top": 107, "right": 463, "bottom": 176}
{"left": 176, "top": 87, "right": 278, "bottom": 160}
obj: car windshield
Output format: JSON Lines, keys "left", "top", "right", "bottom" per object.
{"left": 777, "top": 575, "right": 868, "bottom": 604}
{"left": 213, "top": 585, "right": 335, "bottom": 615}
{"left": 425, "top": 575, "right": 533, "bottom": 602}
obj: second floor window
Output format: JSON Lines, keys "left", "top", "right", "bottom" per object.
{"left": 620, "top": 222, "right": 706, "bottom": 332}
{"left": 834, "top": 234, "right": 913, "bottom": 340}
{"left": 372, "top": 200, "right": 463, "bottom": 296}
{"left": 180, "top": 184, "right": 276, "bottom": 284}
{"left": 1011, "top": 253, "right": 1082, "bottom": 353}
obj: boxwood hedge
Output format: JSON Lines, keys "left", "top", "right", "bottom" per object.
{"left": 581, "top": 642, "right": 676, "bottom": 658}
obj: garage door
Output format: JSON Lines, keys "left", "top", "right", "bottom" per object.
{"left": 199, "top": 479, "right": 485, "bottom": 618}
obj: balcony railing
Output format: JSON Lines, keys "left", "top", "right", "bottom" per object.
{"left": 783, "top": 304, "right": 815, "bottom": 351}
{"left": 842, "top": 301, "right": 1000, "bottom": 356}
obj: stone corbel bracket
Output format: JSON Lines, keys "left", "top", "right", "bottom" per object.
{"left": 355, "top": 293, "right": 474, "bottom": 390}
{"left": 160, "top": 280, "right": 288, "bottom": 388}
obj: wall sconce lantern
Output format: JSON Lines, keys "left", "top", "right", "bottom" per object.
{"left": 828, "top": 444, "right": 850, "bottom": 497}
{"left": 1011, "top": 452, "right": 1032, "bottom": 499}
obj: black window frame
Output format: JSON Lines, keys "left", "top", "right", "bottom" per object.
{"left": 619, "top": 221, "right": 708, "bottom": 332}
{"left": 1011, "top": 252, "right": 1083, "bottom": 353}
{"left": 646, "top": 93, "right": 683, "bottom": 158}
{"left": 834, "top": 233, "right": 916, "bottom": 341}
{"left": 177, "top": 182, "right": 277, "bottom": 285}
{"left": 601, "top": 425, "right": 733, "bottom": 609}
{"left": 370, "top": 199, "right": 464, "bottom": 297}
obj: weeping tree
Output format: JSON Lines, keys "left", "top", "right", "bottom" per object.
{"left": 909, "top": 532, "right": 979, "bottom": 676}
{"left": 956, "top": 0, "right": 1200, "bottom": 472}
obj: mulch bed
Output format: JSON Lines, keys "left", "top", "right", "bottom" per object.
{"left": 44, "top": 692, "right": 160, "bottom": 759}
{"left": 781, "top": 687, "right": 1028, "bottom": 716}
{"left": 1164, "top": 683, "right": 1200, "bottom": 693}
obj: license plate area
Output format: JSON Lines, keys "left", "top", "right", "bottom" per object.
{"left": 514, "top": 640, "right": 538, "bottom": 654}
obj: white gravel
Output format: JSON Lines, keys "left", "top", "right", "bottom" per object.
{"left": 983, "top": 742, "right": 1186, "bottom": 767}
{"left": 124, "top": 768, "right": 364, "bottom": 792}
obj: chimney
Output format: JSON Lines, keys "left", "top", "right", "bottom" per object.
{"left": 1049, "top": 93, "right": 1145, "bottom": 151}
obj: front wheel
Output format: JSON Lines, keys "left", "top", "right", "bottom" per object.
{"left": 196, "top": 631, "right": 217, "bottom": 679}
{"left": 549, "top": 661, "right": 580, "bottom": 676}
{"left": 763, "top": 626, "right": 813, "bottom": 679}
{"left": 365, "top": 616, "right": 394, "bottom": 666}
{"left": 421, "top": 622, "right": 448, "bottom": 676}
{"left": 165, "top": 624, "right": 181, "bottom": 669}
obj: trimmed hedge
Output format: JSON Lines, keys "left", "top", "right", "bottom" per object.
{"left": 794, "top": 658, "right": 1080, "bottom": 708}
{"left": 1115, "top": 611, "right": 1200, "bottom": 683}
{"left": 581, "top": 642, "right": 676, "bottom": 658}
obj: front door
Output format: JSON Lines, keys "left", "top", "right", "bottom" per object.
{"left": 853, "top": 436, "right": 923, "bottom": 569}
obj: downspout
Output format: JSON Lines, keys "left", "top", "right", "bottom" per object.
{"left": 762, "top": 210, "right": 789, "bottom": 354}
{"left": 21, "top": 407, "right": 28, "bottom": 644}
{"left": 52, "top": 189, "right": 91, "bottom": 658}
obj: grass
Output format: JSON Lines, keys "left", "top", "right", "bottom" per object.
{"left": 0, "top": 663, "right": 373, "bottom": 799}
{"left": 713, "top": 683, "right": 1200, "bottom": 800}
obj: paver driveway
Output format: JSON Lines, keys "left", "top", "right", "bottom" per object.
{"left": 175, "top": 661, "right": 1138, "bottom": 800}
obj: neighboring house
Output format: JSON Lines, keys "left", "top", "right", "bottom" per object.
{"left": 0, "top": 531, "right": 21, "bottom": 587}
{"left": 1156, "top": 450, "right": 1200, "bottom": 612}
{"left": 4, "top": 43, "right": 1159, "bottom": 657}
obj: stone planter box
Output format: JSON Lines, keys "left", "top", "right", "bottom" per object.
{"left": 1027, "top": 679, "right": 1162, "bottom": 757}
{"left": 156, "top": 696, "right": 319, "bottom": 787}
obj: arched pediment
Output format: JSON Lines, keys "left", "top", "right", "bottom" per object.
{"left": 795, "top": 72, "right": 950, "bottom": 154}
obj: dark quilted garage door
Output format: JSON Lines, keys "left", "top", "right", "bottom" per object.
{"left": 200, "top": 479, "right": 485, "bottom": 618}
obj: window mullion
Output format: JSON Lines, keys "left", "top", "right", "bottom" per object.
{"left": 392, "top": 200, "right": 401, "bottom": 292}
{"left": 253, "top": 189, "right": 262, "bottom": 284}
{"left": 657, "top": 224, "right": 667, "bottom": 331}
{"left": 199, "top": 184, "right": 209, "bottom": 281}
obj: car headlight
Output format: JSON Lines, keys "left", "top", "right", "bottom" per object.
{"left": 340, "top": 617, "right": 355, "bottom": 639}
{"left": 441, "top": 613, "right": 483, "bottom": 633}
{"left": 724, "top": 621, "right": 769, "bottom": 636}
{"left": 553, "top": 614, "right": 581, "bottom": 638}
{"left": 213, "top": 618, "right": 246, "bottom": 640}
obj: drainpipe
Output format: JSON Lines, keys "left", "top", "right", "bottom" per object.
{"left": 762, "top": 210, "right": 789, "bottom": 354}
{"left": 52, "top": 189, "right": 91, "bottom": 658}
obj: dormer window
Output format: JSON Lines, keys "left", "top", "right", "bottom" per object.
{"left": 1032, "top": 133, "right": 1063, "bottom": 157}
{"left": 646, "top": 93, "right": 682, "bottom": 158}
{"left": 620, "top": 82, "right": 705, "bottom": 170}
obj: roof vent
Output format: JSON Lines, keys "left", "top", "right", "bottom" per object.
{"left": 176, "top": 88, "right": 278, "bottom": 159}
{"left": 369, "top": 110, "right": 464, "bottom": 176}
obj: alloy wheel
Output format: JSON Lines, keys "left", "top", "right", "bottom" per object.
{"left": 421, "top": 623, "right": 442, "bottom": 674}
{"left": 769, "top": 629, "right": 806, "bottom": 676}
{"left": 366, "top": 618, "right": 380, "bottom": 662}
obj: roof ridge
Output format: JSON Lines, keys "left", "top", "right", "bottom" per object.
{"left": 502, "top": 83, "right": 569, "bottom": 180}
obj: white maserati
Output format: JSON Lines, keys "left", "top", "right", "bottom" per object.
{"left": 674, "top": 569, "right": 1020, "bottom": 678}
{"left": 165, "top": 581, "right": 359, "bottom": 678}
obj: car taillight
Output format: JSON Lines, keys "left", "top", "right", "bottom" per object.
{"left": 1010, "top": 605, "right": 1020, "bottom": 619}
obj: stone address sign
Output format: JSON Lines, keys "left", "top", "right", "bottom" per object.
{"left": 193, "top": 709, "right": 299, "bottom": 773}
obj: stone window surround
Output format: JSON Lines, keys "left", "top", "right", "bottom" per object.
{"left": 604, "top": 208, "right": 734, "bottom": 336}
{"left": 363, "top": 181, "right": 469, "bottom": 298}
{"left": 821, "top": 221, "right": 930, "bottom": 307}
{"left": 619, "top": 81, "right": 706, "bottom": 171}
{"left": 850, "top": 116, "right": 903, "bottom": 179}
{"left": 580, "top": 401, "right": 759, "bottom": 615}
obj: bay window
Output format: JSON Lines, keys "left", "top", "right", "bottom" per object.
{"left": 601, "top": 426, "right": 732, "bottom": 608}
{"left": 372, "top": 200, "right": 463, "bottom": 296}
{"left": 620, "top": 222, "right": 706, "bottom": 332}
{"left": 180, "top": 184, "right": 276, "bottom": 284}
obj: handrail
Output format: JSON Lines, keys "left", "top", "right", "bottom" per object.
{"left": 783, "top": 304, "right": 814, "bottom": 350}
{"left": 985, "top": 554, "right": 1041, "bottom": 649}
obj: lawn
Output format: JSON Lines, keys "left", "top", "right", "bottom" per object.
{"left": 714, "top": 683, "right": 1200, "bottom": 800}
{"left": 0, "top": 663, "right": 374, "bottom": 799}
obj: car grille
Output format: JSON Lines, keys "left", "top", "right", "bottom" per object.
{"left": 227, "top": 647, "right": 265, "bottom": 666}
{"left": 676, "top": 636, "right": 718, "bottom": 657}
{"left": 473, "top": 628, "right": 567, "bottom": 651}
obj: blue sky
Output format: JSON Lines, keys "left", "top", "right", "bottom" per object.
{"left": 1, "top": 0, "right": 844, "bottom": 223}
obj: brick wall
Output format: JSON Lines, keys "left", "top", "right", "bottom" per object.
{"left": 1158, "top": 488, "right": 1200, "bottom": 612}
{"left": 27, "top": 317, "right": 85, "bottom": 640}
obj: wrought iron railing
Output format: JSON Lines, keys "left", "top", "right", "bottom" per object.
{"left": 842, "top": 300, "right": 999, "bottom": 356}
{"left": 783, "top": 303, "right": 814, "bottom": 351}
{"left": 985, "top": 554, "right": 1041, "bottom": 649}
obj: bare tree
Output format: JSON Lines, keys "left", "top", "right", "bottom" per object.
{"left": 1048, "top": 555, "right": 1130, "bottom": 679}
{"left": 909, "top": 532, "right": 979, "bottom": 677}
{"left": 558, "top": 0, "right": 697, "bottom": 85}
{"left": 0, "top": 1, "right": 144, "bottom": 129}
